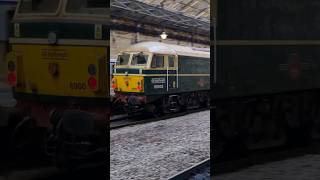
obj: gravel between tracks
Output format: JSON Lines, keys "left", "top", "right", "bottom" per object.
{"left": 110, "top": 110, "right": 210, "bottom": 180}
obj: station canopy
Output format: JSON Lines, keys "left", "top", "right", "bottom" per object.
{"left": 138, "top": 0, "right": 209, "bottom": 22}
{"left": 111, "top": 0, "right": 210, "bottom": 36}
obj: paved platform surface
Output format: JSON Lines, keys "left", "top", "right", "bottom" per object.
{"left": 110, "top": 110, "right": 210, "bottom": 180}
{"left": 215, "top": 154, "right": 320, "bottom": 180}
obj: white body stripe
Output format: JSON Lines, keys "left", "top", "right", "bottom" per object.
{"left": 113, "top": 73, "right": 210, "bottom": 77}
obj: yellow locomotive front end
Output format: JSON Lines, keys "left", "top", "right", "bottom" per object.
{"left": 2, "top": 0, "right": 109, "bottom": 169}
{"left": 112, "top": 51, "right": 151, "bottom": 113}
{"left": 112, "top": 52, "right": 146, "bottom": 93}
{"left": 6, "top": 1, "right": 109, "bottom": 106}
{"left": 7, "top": 45, "right": 107, "bottom": 100}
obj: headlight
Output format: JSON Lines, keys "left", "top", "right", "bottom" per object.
{"left": 48, "top": 32, "right": 57, "bottom": 45}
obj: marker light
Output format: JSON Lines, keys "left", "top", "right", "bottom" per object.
{"left": 88, "top": 76, "right": 97, "bottom": 90}
{"left": 7, "top": 72, "right": 17, "bottom": 86}
{"left": 48, "top": 32, "right": 57, "bottom": 45}
{"left": 111, "top": 78, "right": 117, "bottom": 89}
{"left": 137, "top": 82, "right": 142, "bottom": 91}
{"left": 8, "top": 61, "right": 15, "bottom": 72}
{"left": 88, "top": 64, "right": 97, "bottom": 75}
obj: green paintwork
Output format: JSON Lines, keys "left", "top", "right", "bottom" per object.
{"left": 10, "top": 22, "right": 109, "bottom": 40}
{"left": 144, "top": 75, "right": 210, "bottom": 95}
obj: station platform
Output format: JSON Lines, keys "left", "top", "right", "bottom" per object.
{"left": 110, "top": 110, "right": 210, "bottom": 179}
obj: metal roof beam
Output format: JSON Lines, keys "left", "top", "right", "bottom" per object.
{"left": 111, "top": 0, "right": 210, "bottom": 36}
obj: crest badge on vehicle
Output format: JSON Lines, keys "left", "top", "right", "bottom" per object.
{"left": 288, "top": 53, "right": 301, "bottom": 79}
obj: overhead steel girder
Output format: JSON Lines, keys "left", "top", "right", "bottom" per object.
{"left": 111, "top": 0, "right": 210, "bottom": 36}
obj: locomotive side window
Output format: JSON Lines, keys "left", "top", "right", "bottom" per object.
{"left": 19, "top": 0, "right": 60, "bottom": 13}
{"left": 116, "top": 53, "right": 130, "bottom": 65}
{"left": 168, "top": 55, "right": 175, "bottom": 67}
{"left": 131, "top": 53, "right": 148, "bottom": 66}
{"left": 151, "top": 55, "right": 164, "bottom": 68}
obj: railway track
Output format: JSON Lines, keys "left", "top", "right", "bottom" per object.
{"left": 213, "top": 142, "right": 320, "bottom": 176}
{"left": 168, "top": 158, "right": 210, "bottom": 180}
{"left": 0, "top": 164, "right": 106, "bottom": 180}
{"left": 110, "top": 107, "right": 210, "bottom": 129}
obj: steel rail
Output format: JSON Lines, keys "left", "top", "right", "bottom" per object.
{"left": 110, "top": 107, "right": 210, "bottom": 130}
{"left": 214, "top": 142, "right": 320, "bottom": 176}
{"left": 168, "top": 158, "right": 210, "bottom": 180}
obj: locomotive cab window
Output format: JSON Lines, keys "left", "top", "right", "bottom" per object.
{"left": 131, "top": 53, "right": 149, "bottom": 66}
{"left": 168, "top": 55, "right": 175, "bottom": 68}
{"left": 66, "top": 0, "right": 108, "bottom": 15}
{"left": 116, "top": 53, "right": 130, "bottom": 66}
{"left": 151, "top": 55, "right": 164, "bottom": 68}
{"left": 18, "top": 0, "right": 61, "bottom": 13}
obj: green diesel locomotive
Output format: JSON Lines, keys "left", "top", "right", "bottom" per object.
{"left": 112, "top": 41, "right": 210, "bottom": 114}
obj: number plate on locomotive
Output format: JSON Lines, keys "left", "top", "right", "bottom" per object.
{"left": 69, "top": 82, "right": 87, "bottom": 90}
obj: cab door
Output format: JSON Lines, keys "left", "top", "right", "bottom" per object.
{"left": 167, "top": 55, "right": 178, "bottom": 91}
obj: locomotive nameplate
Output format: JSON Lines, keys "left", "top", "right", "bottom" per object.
{"left": 151, "top": 78, "right": 166, "bottom": 84}
{"left": 41, "top": 49, "right": 68, "bottom": 60}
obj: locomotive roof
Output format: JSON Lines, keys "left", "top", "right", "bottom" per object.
{"left": 124, "top": 42, "right": 210, "bottom": 58}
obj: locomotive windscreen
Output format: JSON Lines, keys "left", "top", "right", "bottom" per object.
{"left": 18, "top": 0, "right": 60, "bottom": 13}
{"left": 66, "top": 0, "right": 109, "bottom": 14}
